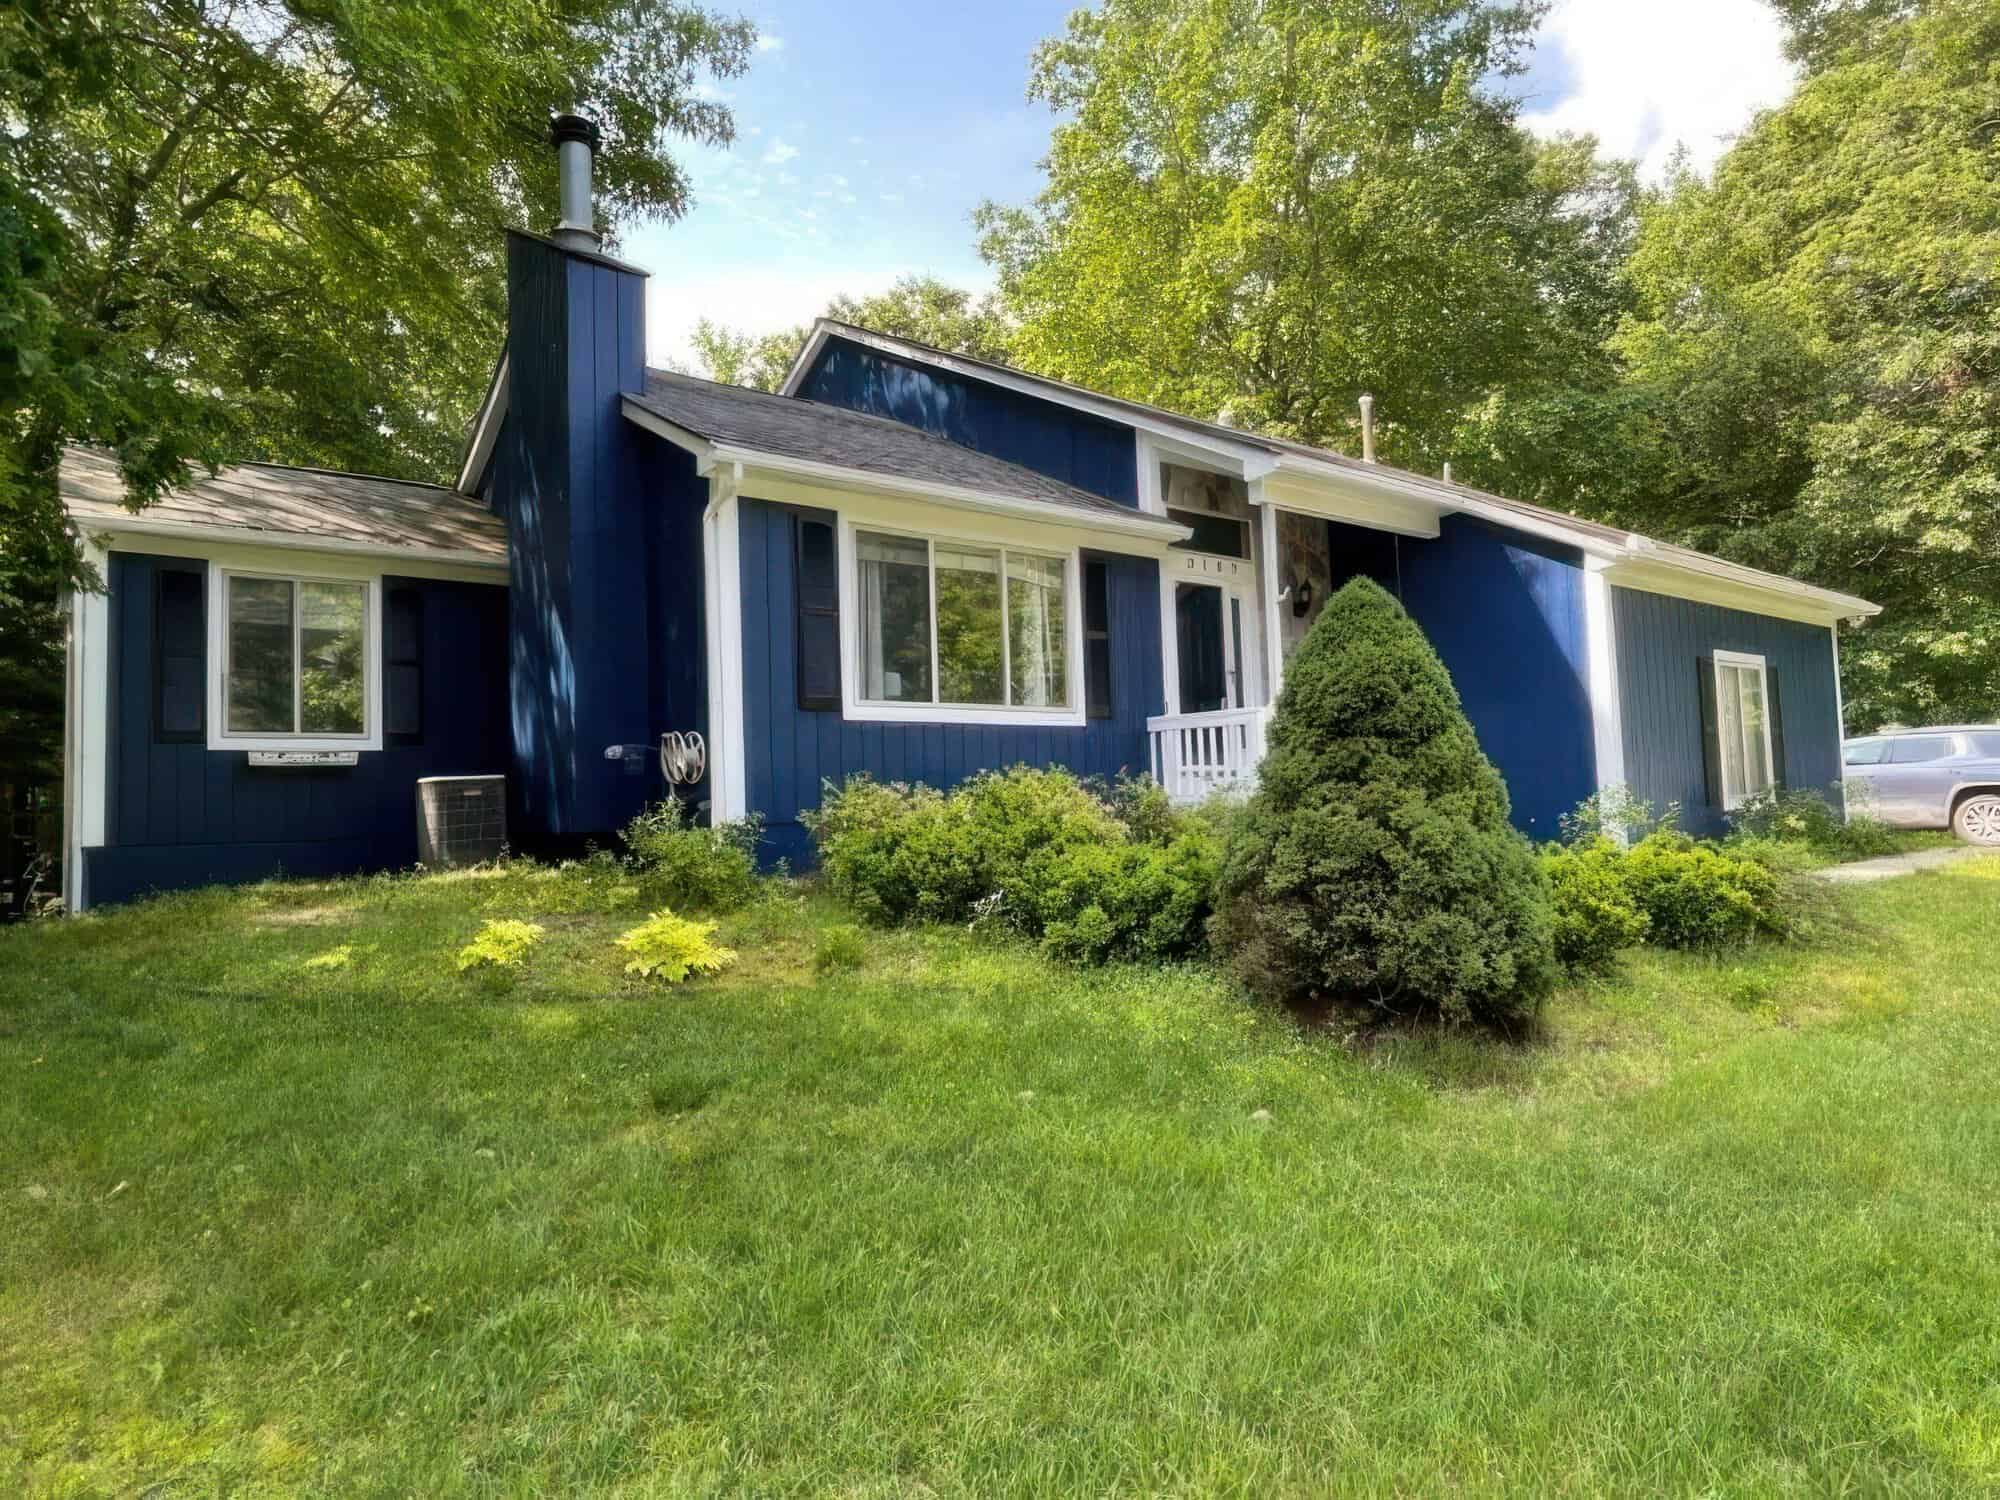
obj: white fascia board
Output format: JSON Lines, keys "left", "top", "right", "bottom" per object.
{"left": 622, "top": 398, "right": 721, "bottom": 472}
{"left": 1255, "top": 469, "right": 1443, "bottom": 540}
{"left": 778, "top": 324, "right": 832, "bottom": 398}
{"left": 725, "top": 449, "right": 1190, "bottom": 547}
{"left": 77, "top": 518, "right": 506, "bottom": 578}
{"left": 782, "top": 321, "right": 1276, "bottom": 475}
{"left": 1601, "top": 559, "right": 1869, "bottom": 628}
{"left": 1271, "top": 455, "right": 1612, "bottom": 556}
{"left": 455, "top": 354, "right": 510, "bottom": 496}
{"left": 1267, "top": 450, "right": 1881, "bottom": 622}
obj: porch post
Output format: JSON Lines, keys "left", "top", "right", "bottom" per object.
{"left": 1253, "top": 483, "right": 1284, "bottom": 704}
{"left": 1157, "top": 554, "right": 1181, "bottom": 716}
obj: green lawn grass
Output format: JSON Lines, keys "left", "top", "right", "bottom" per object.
{"left": 4, "top": 858, "right": 2000, "bottom": 1496}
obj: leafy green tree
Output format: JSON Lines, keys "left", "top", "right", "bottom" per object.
{"left": 690, "top": 275, "right": 1011, "bottom": 391}
{"left": 1213, "top": 577, "right": 1557, "bottom": 1028}
{"left": 974, "top": 0, "right": 1637, "bottom": 469}
{"left": 1574, "top": 0, "right": 2000, "bottom": 727}
{"left": 1767, "top": 0, "right": 1920, "bottom": 70}
{"left": 0, "top": 0, "right": 752, "bottom": 788}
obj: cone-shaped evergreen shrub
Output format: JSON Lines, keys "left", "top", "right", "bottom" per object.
{"left": 1213, "top": 577, "right": 1557, "bottom": 1027}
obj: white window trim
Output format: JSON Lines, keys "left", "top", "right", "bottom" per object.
{"left": 206, "top": 562, "right": 384, "bottom": 752}
{"left": 837, "top": 515, "right": 1087, "bottom": 727}
{"left": 1712, "top": 649, "right": 1775, "bottom": 810}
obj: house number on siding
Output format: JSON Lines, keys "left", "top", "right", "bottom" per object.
{"left": 1179, "top": 555, "right": 1245, "bottom": 579}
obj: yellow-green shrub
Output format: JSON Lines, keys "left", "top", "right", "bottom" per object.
{"left": 615, "top": 909, "right": 737, "bottom": 984}
{"left": 1539, "top": 838, "right": 1650, "bottom": 974}
{"left": 456, "top": 918, "right": 545, "bottom": 972}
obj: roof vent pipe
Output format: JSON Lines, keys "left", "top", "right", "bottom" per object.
{"left": 1359, "top": 393, "right": 1376, "bottom": 464}
{"left": 1442, "top": 461, "right": 1453, "bottom": 484}
{"left": 551, "top": 113, "right": 602, "bottom": 250}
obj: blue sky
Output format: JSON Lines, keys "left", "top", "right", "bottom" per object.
{"left": 626, "top": 0, "right": 1795, "bottom": 369}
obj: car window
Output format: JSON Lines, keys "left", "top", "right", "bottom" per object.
{"left": 1966, "top": 733, "right": 2000, "bottom": 758}
{"left": 1844, "top": 739, "right": 1888, "bottom": 766}
{"left": 1889, "top": 735, "right": 1958, "bottom": 765}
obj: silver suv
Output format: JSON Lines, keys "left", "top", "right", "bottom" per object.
{"left": 1843, "top": 727, "right": 2000, "bottom": 844}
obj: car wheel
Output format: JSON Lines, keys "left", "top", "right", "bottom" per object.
{"left": 1952, "top": 793, "right": 2000, "bottom": 845}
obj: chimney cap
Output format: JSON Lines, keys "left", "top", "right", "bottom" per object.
{"left": 551, "top": 113, "right": 601, "bottom": 150}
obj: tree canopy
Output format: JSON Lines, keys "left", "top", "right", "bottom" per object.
{"left": 688, "top": 275, "right": 1009, "bottom": 392}
{"left": 0, "top": 0, "right": 751, "bottom": 783}
{"left": 973, "top": 0, "right": 1637, "bottom": 469}
{"left": 1565, "top": 0, "right": 2000, "bottom": 727}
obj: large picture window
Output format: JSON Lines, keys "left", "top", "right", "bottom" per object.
{"left": 853, "top": 528, "right": 1074, "bottom": 717}
{"left": 213, "top": 569, "right": 377, "bottom": 747}
{"left": 1713, "top": 650, "right": 1775, "bottom": 808}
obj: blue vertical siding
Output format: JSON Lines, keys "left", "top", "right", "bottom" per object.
{"left": 85, "top": 551, "right": 510, "bottom": 906}
{"left": 1612, "top": 588, "right": 1841, "bottom": 836}
{"left": 495, "top": 232, "right": 664, "bottom": 836}
{"left": 737, "top": 497, "right": 1163, "bottom": 866}
{"left": 796, "top": 338, "right": 1141, "bottom": 507}
{"left": 1397, "top": 516, "right": 1595, "bottom": 839}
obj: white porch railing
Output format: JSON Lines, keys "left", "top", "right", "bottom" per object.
{"left": 1147, "top": 706, "right": 1271, "bottom": 805}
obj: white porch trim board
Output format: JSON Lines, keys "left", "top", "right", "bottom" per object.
{"left": 1254, "top": 484, "right": 1284, "bottom": 706}
{"left": 1583, "top": 565, "right": 1627, "bottom": 796}
{"left": 703, "top": 468, "right": 749, "bottom": 821}
{"left": 63, "top": 542, "right": 110, "bottom": 913}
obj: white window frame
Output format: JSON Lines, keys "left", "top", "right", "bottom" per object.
{"left": 837, "top": 516, "right": 1086, "bottom": 727}
{"left": 1712, "top": 649, "right": 1775, "bottom": 810}
{"left": 206, "top": 563, "right": 384, "bottom": 752}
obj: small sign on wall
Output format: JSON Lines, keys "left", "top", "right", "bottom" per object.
{"left": 248, "top": 750, "right": 360, "bottom": 768}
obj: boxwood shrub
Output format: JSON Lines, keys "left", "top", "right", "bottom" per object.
{"left": 808, "top": 767, "right": 1220, "bottom": 963}
{"left": 1211, "top": 577, "right": 1557, "bottom": 1028}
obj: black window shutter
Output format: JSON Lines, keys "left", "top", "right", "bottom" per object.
{"left": 1766, "top": 670, "right": 1786, "bottom": 789}
{"left": 1697, "top": 655, "right": 1723, "bottom": 809}
{"left": 385, "top": 584, "right": 424, "bottom": 743}
{"left": 1084, "top": 558, "right": 1113, "bottom": 719}
{"left": 154, "top": 566, "right": 205, "bottom": 742}
{"left": 793, "top": 510, "right": 840, "bottom": 711}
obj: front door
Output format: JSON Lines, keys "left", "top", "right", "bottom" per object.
{"left": 1175, "top": 581, "right": 1234, "bottom": 713}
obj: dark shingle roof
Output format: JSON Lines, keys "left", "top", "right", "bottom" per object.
{"left": 800, "top": 321, "right": 1878, "bottom": 615}
{"left": 60, "top": 446, "right": 508, "bottom": 562}
{"left": 626, "top": 369, "right": 1160, "bottom": 524}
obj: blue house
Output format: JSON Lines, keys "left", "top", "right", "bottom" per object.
{"left": 58, "top": 119, "right": 1879, "bottom": 910}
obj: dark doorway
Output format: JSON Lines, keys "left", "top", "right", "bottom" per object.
{"left": 1175, "top": 583, "right": 1228, "bottom": 712}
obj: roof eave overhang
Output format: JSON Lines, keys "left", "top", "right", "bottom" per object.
{"left": 1598, "top": 555, "right": 1880, "bottom": 627}
{"left": 71, "top": 513, "right": 509, "bottom": 572}
{"left": 622, "top": 396, "right": 1189, "bottom": 544}
{"left": 1263, "top": 454, "right": 1879, "bottom": 623}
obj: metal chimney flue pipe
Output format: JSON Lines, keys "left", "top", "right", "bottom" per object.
{"left": 551, "top": 113, "right": 602, "bottom": 250}
{"left": 1359, "top": 393, "right": 1377, "bottom": 464}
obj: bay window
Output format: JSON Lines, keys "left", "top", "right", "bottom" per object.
{"left": 852, "top": 527, "right": 1075, "bottom": 718}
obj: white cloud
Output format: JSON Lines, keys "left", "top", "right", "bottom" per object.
{"left": 1522, "top": 0, "right": 1796, "bottom": 179}
{"left": 756, "top": 33, "right": 784, "bottom": 52}
{"left": 762, "top": 139, "right": 799, "bottom": 165}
